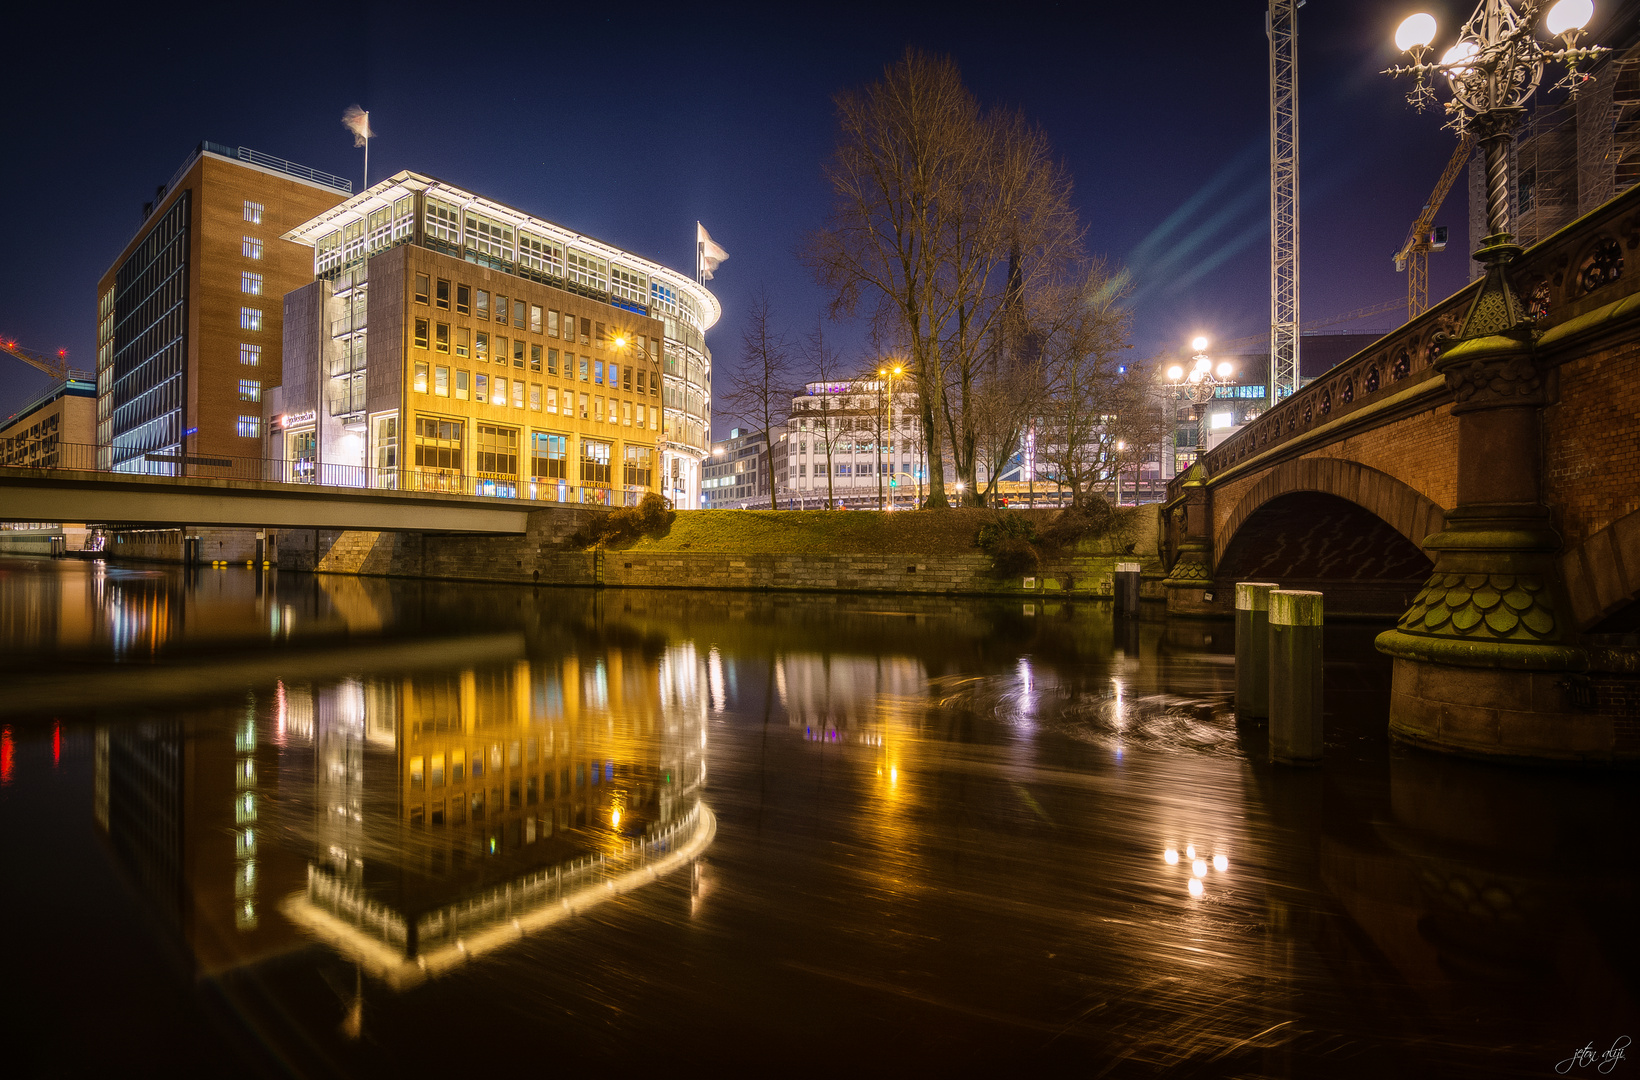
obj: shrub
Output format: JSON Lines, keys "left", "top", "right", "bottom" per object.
{"left": 1040, "top": 498, "right": 1115, "bottom": 549}
{"left": 991, "top": 536, "right": 1040, "bottom": 577}
{"left": 577, "top": 493, "right": 676, "bottom": 548}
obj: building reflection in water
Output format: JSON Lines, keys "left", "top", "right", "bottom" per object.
{"left": 89, "top": 632, "right": 712, "bottom": 990}
{"left": 284, "top": 640, "right": 713, "bottom": 988}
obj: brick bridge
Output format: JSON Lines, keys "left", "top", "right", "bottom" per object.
{"left": 1160, "top": 181, "right": 1640, "bottom": 763}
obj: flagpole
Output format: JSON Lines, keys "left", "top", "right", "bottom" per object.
{"left": 695, "top": 222, "right": 703, "bottom": 286}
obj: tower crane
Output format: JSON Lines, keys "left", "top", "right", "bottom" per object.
{"left": 0, "top": 336, "right": 71, "bottom": 381}
{"left": 1269, "top": 0, "right": 1301, "bottom": 398}
{"left": 1394, "top": 134, "right": 1476, "bottom": 320}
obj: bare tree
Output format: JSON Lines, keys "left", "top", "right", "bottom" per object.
{"left": 803, "top": 50, "right": 1083, "bottom": 507}
{"left": 1031, "top": 261, "right": 1135, "bottom": 508}
{"left": 719, "top": 291, "right": 795, "bottom": 510}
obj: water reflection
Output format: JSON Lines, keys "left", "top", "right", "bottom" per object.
{"left": 86, "top": 621, "right": 710, "bottom": 991}
{"left": 0, "top": 558, "right": 1632, "bottom": 1074}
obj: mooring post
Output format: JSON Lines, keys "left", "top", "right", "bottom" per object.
{"left": 1114, "top": 561, "right": 1142, "bottom": 618}
{"left": 1269, "top": 590, "right": 1324, "bottom": 765}
{"left": 1234, "top": 582, "right": 1280, "bottom": 719}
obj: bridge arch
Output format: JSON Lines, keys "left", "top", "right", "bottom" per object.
{"left": 1215, "top": 458, "right": 1448, "bottom": 570}
{"left": 1562, "top": 508, "right": 1640, "bottom": 632}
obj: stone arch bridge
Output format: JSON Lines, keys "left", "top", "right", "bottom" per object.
{"left": 1160, "top": 183, "right": 1640, "bottom": 763}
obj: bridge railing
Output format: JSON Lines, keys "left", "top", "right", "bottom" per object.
{"left": 1, "top": 441, "right": 648, "bottom": 508}
{"left": 1164, "top": 179, "right": 1640, "bottom": 504}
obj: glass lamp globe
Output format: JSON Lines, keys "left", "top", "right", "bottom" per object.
{"left": 1215, "top": 362, "right": 1233, "bottom": 378}
{"left": 1441, "top": 39, "right": 1479, "bottom": 76}
{"left": 1195, "top": 357, "right": 1213, "bottom": 373}
{"left": 1395, "top": 12, "right": 1437, "bottom": 51}
{"left": 1546, "top": 0, "right": 1593, "bottom": 36}
{"left": 1188, "top": 370, "right": 1203, "bottom": 384}
{"left": 1166, "top": 365, "right": 1185, "bottom": 381}
{"left": 1190, "top": 336, "right": 1209, "bottom": 352}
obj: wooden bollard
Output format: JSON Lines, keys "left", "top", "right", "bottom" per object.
{"left": 1114, "top": 561, "right": 1141, "bottom": 618}
{"left": 1234, "top": 582, "right": 1279, "bottom": 719}
{"left": 1269, "top": 590, "right": 1323, "bottom": 765}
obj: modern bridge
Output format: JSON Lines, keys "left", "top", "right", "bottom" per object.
{"left": 1161, "top": 180, "right": 1640, "bottom": 763}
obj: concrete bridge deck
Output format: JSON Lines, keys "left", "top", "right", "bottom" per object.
{"left": 0, "top": 465, "right": 535, "bottom": 534}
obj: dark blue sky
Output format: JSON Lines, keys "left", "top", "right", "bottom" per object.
{"left": 3, "top": 0, "right": 1537, "bottom": 427}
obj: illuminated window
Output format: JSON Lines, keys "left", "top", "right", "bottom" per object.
{"left": 513, "top": 380, "right": 524, "bottom": 409}
{"left": 531, "top": 432, "right": 568, "bottom": 479}
{"left": 476, "top": 373, "right": 488, "bottom": 402}
{"left": 547, "top": 310, "right": 559, "bottom": 338}
{"left": 242, "top": 236, "right": 263, "bottom": 259}
{"left": 414, "top": 274, "right": 430, "bottom": 305}
{"left": 243, "top": 200, "right": 264, "bottom": 224}
{"left": 237, "top": 415, "right": 262, "bottom": 438}
{"left": 530, "top": 344, "right": 542, "bottom": 372}
{"left": 414, "top": 361, "right": 429, "bottom": 394}
{"left": 238, "top": 379, "right": 261, "bottom": 402}
{"left": 547, "top": 348, "right": 559, "bottom": 376}
{"left": 435, "top": 322, "right": 450, "bottom": 354}
{"left": 241, "top": 272, "right": 262, "bottom": 296}
{"left": 530, "top": 304, "right": 542, "bottom": 333}
{"left": 414, "top": 319, "right": 429, "bottom": 350}
{"left": 529, "top": 383, "right": 541, "bottom": 411}
{"left": 475, "top": 332, "right": 489, "bottom": 362}
{"left": 435, "top": 366, "right": 449, "bottom": 397}
{"left": 495, "top": 296, "right": 509, "bottom": 326}
{"left": 476, "top": 289, "right": 490, "bottom": 320}
{"left": 475, "top": 423, "right": 519, "bottom": 476}
{"left": 513, "top": 338, "right": 526, "bottom": 368}
{"left": 240, "top": 307, "right": 262, "bottom": 331}
{"left": 456, "top": 370, "right": 469, "bottom": 400}
{"left": 240, "top": 343, "right": 261, "bottom": 366}
{"left": 493, "top": 376, "right": 507, "bottom": 407}
{"left": 623, "top": 444, "right": 652, "bottom": 487}
{"left": 456, "top": 284, "right": 470, "bottom": 315}
{"left": 546, "top": 387, "right": 558, "bottom": 414}
{"left": 579, "top": 392, "right": 589, "bottom": 418}
{"left": 456, "top": 327, "right": 469, "bottom": 358}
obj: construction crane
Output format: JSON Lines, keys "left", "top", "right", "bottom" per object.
{"left": 1269, "top": 0, "right": 1301, "bottom": 399}
{"left": 1394, "top": 134, "right": 1476, "bottom": 320}
{"left": 0, "top": 336, "right": 70, "bottom": 381}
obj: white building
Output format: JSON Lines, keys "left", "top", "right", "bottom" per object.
{"left": 782, "top": 379, "right": 925, "bottom": 509}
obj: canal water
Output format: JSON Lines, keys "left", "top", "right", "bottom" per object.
{"left": 0, "top": 555, "right": 1633, "bottom": 1078}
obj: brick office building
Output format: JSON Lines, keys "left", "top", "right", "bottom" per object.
{"left": 95, "top": 142, "right": 351, "bottom": 473}
{"left": 275, "top": 171, "right": 717, "bottom": 507}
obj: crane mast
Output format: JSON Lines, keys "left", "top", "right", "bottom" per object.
{"left": 1270, "top": 0, "right": 1300, "bottom": 399}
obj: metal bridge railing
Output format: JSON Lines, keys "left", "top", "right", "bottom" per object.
{"left": 1, "top": 440, "right": 648, "bottom": 508}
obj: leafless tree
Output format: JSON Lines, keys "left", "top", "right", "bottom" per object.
{"left": 1031, "top": 261, "right": 1136, "bottom": 508}
{"left": 803, "top": 49, "right": 1083, "bottom": 507}
{"left": 795, "top": 320, "right": 853, "bottom": 509}
{"left": 719, "top": 290, "right": 795, "bottom": 510}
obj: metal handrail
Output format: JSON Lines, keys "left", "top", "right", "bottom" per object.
{"left": 0, "top": 440, "right": 650, "bottom": 507}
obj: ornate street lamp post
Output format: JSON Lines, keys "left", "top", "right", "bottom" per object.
{"left": 1162, "top": 336, "right": 1238, "bottom": 467}
{"left": 1376, "top": 0, "right": 1608, "bottom": 759}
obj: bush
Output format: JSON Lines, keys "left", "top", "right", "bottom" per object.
{"left": 577, "top": 493, "right": 676, "bottom": 548}
{"left": 976, "top": 513, "right": 1038, "bottom": 552}
{"left": 1040, "top": 498, "right": 1115, "bottom": 549}
{"left": 978, "top": 512, "right": 1040, "bottom": 576}
{"left": 991, "top": 536, "right": 1040, "bottom": 577}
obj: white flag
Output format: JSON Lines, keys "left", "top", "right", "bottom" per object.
{"left": 342, "top": 105, "right": 373, "bottom": 147}
{"left": 697, "top": 222, "right": 729, "bottom": 280}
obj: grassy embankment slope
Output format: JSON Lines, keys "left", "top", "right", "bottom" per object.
{"left": 611, "top": 507, "right": 1151, "bottom": 559}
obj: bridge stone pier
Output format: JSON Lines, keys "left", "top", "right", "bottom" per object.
{"left": 1161, "top": 183, "right": 1640, "bottom": 763}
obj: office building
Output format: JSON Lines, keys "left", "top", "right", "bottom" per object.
{"left": 275, "top": 172, "right": 716, "bottom": 507}
{"left": 784, "top": 379, "right": 925, "bottom": 508}
{"left": 0, "top": 373, "right": 96, "bottom": 468}
{"left": 703, "top": 427, "right": 779, "bottom": 508}
{"left": 95, "top": 142, "right": 351, "bottom": 473}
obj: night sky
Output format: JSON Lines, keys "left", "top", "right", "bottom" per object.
{"left": 3, "top": 0, "right": 1589, "bottom": 428}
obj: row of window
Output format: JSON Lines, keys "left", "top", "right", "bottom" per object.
{"left": 410, "top": 362, "right": 659, "bottom": 427}
{"left": 411, "top": 319, "right": 657, "bottom": 394}
{"left": 412, "top": 273, "right": 656, "bottom": 357}
{"left": 405, "top": 416, "right": 652, "bottom": 487}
